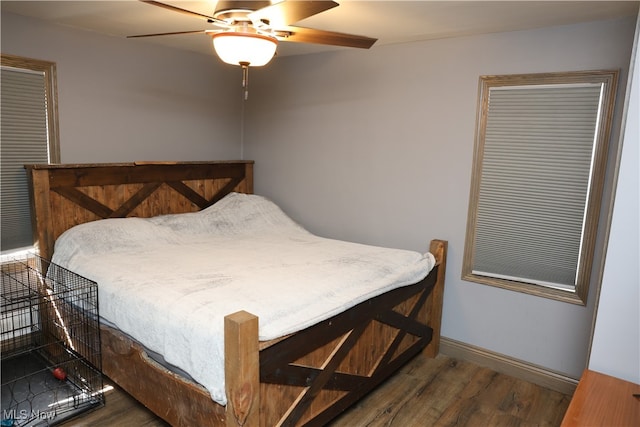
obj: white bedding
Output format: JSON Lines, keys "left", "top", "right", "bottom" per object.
{"left": 51, "top": 192, "right": 435, "bottom": 405}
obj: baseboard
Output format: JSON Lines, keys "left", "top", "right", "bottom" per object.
{"left": 439, "top": 337, "right": 579, "bottom": 395}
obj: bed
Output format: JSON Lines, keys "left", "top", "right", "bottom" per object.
{"left": 25, "top": 161, "right": 447, "bottom": 427}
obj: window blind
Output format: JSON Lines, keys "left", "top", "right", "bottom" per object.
{"left": 472, "top": 84, "right": 603, "bottom": 288}
{"left": 1, "top": 67, "right": 50, "bottom": 251}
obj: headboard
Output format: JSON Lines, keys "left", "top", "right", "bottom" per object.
{"left": 25, "top": 161, "right": 254, "bottom": 260}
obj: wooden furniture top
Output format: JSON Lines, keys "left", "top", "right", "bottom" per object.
{"left": 561, "top": 369, "right": 640, "bottom": 427}
{"left": 25, "top": 160, "right": 254, "bottom": 169}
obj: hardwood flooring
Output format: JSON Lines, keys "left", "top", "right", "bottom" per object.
{"left": 62, "top": 354, "right": 571, "bottom": 426}
{"left": 330, "top": 354, "right": 571, "bottom": 427}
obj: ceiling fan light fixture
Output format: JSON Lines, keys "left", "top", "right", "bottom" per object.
{"left": 211, "top": 32, "right": 278, "bottom": 67}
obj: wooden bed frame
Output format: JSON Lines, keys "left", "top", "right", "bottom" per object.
{"left": 25, "top": 161, "right": 447, "bottom": 427}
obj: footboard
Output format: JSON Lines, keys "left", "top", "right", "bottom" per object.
{"left": 99, "top": 239, "right": 446, "bottom": 427}
{"left": 226, "top": 239, "right": 447, "bottom": 427}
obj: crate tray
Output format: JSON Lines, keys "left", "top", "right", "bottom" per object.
{"left": 2, "top": 349, "right": 103, "bottom": 427}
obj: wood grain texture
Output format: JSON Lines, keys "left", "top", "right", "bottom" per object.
{"left": 331, "top": 355, "right": 571, "bottom": 427}
{"left": 561, "top": 369, "right": 640, "bottom": 427}
{"left": 26, "top": 161, "right": 446, "bottom": 426}
{"left": 440, "top": 337, "right": 578, "bottom": 395}
{"left": 100, "top": 326, "right": 226, "bottom": 427}
{"left": 225, "top": 311, "right": 260, "bottom": 427}
{"left": 62, "top": 354, "right": 571, "bottom": 427}
{"left": 257, "top": 268, "right": 439, "bottom": 426}
{"left": 25, "top": 161, "right": 255, "bottom": 261}
{"left": 424, "top": 240, "right": 447, "bottom": 358}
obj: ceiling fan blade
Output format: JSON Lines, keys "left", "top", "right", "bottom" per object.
{"left": 127, "top": 30, "right": 206, "bottom": 38}
{"left": 280, "top": 26, "right": 377, "bottom": 49}
{"left": 139, "top": 0, "right": 227, "bottom": 26}
{"left": 249, "top": 1, "right": 339, "bottom": 27}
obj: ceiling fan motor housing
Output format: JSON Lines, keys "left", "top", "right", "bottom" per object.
{"left": 213, "top": 1, "right": 271, "bottom": 23}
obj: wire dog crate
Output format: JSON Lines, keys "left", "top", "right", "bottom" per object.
{"left": 1, "top": 255, "right": 103, "bottom": 426}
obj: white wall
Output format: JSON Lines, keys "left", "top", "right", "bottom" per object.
{"left": 244, "top": 17, "right": 637, "bottom": 379}
{"left": 589, "top": 15, "right": 640, "bottom": 384}
{"left": 1, "top": 13, "right": 243, "bottom": 163}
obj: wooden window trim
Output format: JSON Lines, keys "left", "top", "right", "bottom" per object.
{"left": 462, "top": 70, "right": 619, "bottom": 305}
{"left": 1, "top": 53, "right": 60, "bottom": 163}
{"left": 1, "top": 53, "right": 60, "bottom": 253}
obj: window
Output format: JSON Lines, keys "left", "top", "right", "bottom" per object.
{"left": 462, "top": 70, "right": 618, "bottom": 305}
{"left": 1, "top": 54, "right": 60, "bottom": 254}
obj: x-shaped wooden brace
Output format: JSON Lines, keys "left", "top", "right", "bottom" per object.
{"left": 260, "top": 275, "right": 436, "bottom": 426}
{"left": 52, "top": 176, "right": 243, "bottom": 219}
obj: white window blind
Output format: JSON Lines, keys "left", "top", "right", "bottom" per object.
{"left": 472, "top": 84, "right": 603, "bottom": 289}
{"left": 1, "top": 67, "right": 50, "bottom": 251}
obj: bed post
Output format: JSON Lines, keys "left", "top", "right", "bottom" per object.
{"left": 424, "top": 239, "right": 447, "bottom": 358}
{"left": 244, "top": 162, "right": 254, "bottom": 194}
{"left": 26, "top": 166, "right": 55, "bottom": 260}
{"left": 224, "top": 311, "right": 259, "bottom": 427}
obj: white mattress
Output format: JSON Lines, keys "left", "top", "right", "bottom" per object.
{"left": 51, "top": 192, "right": 435, "bottom": 405}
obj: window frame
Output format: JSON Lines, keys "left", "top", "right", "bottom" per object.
{"left": 462, "top": 70, "right": 619, "bottom": 305}
{"left": 1, "top": 53, "right": 60, "bottom": 254}
{"left": 1, "top": 53, "right": 60, "bottom": 163}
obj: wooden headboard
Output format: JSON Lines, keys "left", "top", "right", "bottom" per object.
{"left": 25, "top": 161, "right": 254, "bottom": 260}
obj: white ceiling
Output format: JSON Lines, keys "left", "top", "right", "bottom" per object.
{"left": 2, "top": 1, "right": 638, "bottom": 58}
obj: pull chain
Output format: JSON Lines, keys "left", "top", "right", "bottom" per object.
{"left": 240, "top": 61, "right": 249, "bottom": 101}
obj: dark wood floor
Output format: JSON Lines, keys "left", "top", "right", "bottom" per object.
{"left": 63, "top": 354, "right": 572, "bottom": 427}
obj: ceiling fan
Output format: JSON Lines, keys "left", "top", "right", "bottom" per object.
{"left": 128, "top": 1, "right": 377, "bottom": 98}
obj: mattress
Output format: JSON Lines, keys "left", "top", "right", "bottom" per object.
{"left": 51, "top": 192, "right": 435, "bottom": 405}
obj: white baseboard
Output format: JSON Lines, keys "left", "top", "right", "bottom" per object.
{"left": 439, "top": 337, "right": 579, "bottom": 395}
